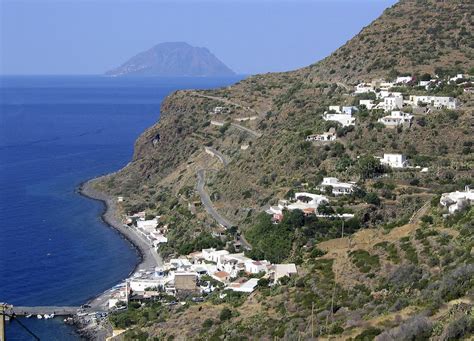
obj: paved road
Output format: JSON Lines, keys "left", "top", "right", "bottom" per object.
{"left": 192, "top": 92, "right": 262, "bottom": 116}
{"left": 231, "top": 123, "right": 262, "bottom": 138}
{"left": 205, "top": 147, "right": 230, "bottom": 167}
{"left": 196, "top": 169, "right": 233, "bottom": 228}
{"left": 196, "top": 170, "right": 252, "bottom": 250}
{"left": 211, "top": 120, "right": 262, "bottom": 138}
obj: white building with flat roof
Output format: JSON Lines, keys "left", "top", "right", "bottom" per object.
{"left": 378, "top": 111, "right": 413, "bottom": 127}
{"left": 378, "top": 95, "right": 403, "bottom": 112}
{"left": 323, "top": 113, "right": 355, "bottom": 127}
{"left": 380, "top": 153, "right": 408, "bottom": 168}
{"left": 274, "top": 264, "right": 298, "bottom": 282}
{"left": 202, "top": 248, "right": 229, "bottom": 264}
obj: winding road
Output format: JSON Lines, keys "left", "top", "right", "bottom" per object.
{"left": 191, "top": 92, "right": 262, "bottom": 116}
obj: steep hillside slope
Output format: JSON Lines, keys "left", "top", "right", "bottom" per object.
{"left": 97, "top": 2, "right": 473, "bottom": 338}
{"left": 304, "top": 0, "right": 474, "bottom": 83}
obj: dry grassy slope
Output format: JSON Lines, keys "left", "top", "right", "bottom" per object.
{"left": 302, "top": 0, "right": 474, "bottom": 83}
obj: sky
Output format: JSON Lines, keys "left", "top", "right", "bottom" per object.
{"left": 0, "top": 0, "right": 397, "bottom": 75}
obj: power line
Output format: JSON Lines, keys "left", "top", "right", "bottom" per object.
{"left": 1, "top": 310, "right": 41, "bottom": 341}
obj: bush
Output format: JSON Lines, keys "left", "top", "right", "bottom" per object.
{"left": 420, "top": 215, "right": 433, "bottom": 224}
{"left": 219, "top": 307, "right": 232, "bottom": 321}
{"left": 365, "top": 192, "right": 381, "bottom": 206}
{"left": 375, "top": 315, "right": 433, "bottom": 340}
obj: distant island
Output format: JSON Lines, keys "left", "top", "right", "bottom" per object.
{"left": 105, "top": 42, "right": 235, "bottom": 77}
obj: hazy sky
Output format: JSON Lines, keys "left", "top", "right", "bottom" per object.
{"left": 1, "top": 0, "right": 397, "bottom": 75}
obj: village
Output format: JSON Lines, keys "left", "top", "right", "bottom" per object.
{"left": 91, "top": 210, "right": 296, "bottom": 312}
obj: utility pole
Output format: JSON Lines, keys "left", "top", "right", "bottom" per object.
{"left": 0, "top": 304, "right": 5, "bottom": 341}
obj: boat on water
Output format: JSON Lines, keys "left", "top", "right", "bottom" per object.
{"left": 43, "top": 313, "right": 55, "bottom": 319}
{"left": 26, "top": 314, "right": 32, "bottom": 318}
{"left": 37, "top": 314, "right": 43, "bottom": 319}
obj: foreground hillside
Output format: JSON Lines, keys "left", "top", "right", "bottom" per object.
{"left": 95, "top": 0, "right": 474, "bottom": 339}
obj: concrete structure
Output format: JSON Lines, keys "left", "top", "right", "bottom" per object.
{"left": 319, "top": 177, "right": 356, "bottom": 195}
{"left": 355, "top": 83, "right": 375, "bottom": 94}
{"left": 395, "top": 76, "right": 413, "bottom": 84}
{"left": 378, "top": 111, "right": 413, "bottom": 127}
{"left": 266, "top": 192, "right": 329, "bottom": 216}
{"left": 440, "top": 186, "right": 474, "bottom": 214}
{"left": 306, "top": 131, "right": 336, "bottom": 142}
{"left": 227, "top": 278, "right": 259, "bottom": 293}
{"left": 129, "top": 279, "right": 165, "bottom": 292}
{"left": 174, "top": 272, "right": 198, "bottom": 291}
{"left": 274, "top": 264, "right": 298, "bottom": 282}
{"left": 380, "top": 153, "right": 408, "bottom": 168}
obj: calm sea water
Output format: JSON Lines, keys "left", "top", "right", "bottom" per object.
{"left": 0, "top": 75, "right": 242, "bottom": 339}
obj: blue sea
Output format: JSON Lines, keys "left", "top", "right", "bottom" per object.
{"left": 0, "top": 75, "right": 243, "bottom": 340}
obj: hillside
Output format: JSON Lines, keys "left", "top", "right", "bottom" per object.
{"left": 106, "top": 42, "right": 235, "bottom": 77}
{"left": 95, "top": 0, "right": 474, "bottom": 339}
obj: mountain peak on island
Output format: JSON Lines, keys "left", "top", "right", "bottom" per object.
{"left": 106, "top": 42, "right": 235, "bottom": 77}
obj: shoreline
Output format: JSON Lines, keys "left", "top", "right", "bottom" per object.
{"left": 74, "top": 176, "right": 163, "bottom": 338}
{"left": 77, "top": 176, "right": 163, "bottom": 301}
{"left": 76, "top": 175, "right": 163, "bottom": 318}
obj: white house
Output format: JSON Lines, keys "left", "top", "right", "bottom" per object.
{"left": 377, "top": 95, "right": 403, "bottom": 112}
{"left": 380, "top": 153, "right": 408, "bottom": 168}
{"left": 378, "top": 111, "right": 413, "bottom": 127}
{"left": 409, "top": 95, "right": 459, "bottom": 110}
{"left": 440, "top": 186, "right": 474, "bottom": 214}
{"left": 245, "top": 260, "right": 271, "bottom": 274}
{"left": 319, "top": 177, "right": 356, "bottom": 195}
{"left": 202, "top": 248, "right": 229, "bottom": 263}
{"left": 359, "top": 99, "right": 376, "bottom": 110}
{"left": 323, "top": 113, "right": 355, "bottom": 127}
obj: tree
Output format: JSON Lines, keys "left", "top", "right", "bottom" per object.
{"left": 357, "top": 155, "right": 384, "bottom": 180}
{"left": 318, "top": 202, "right": 335, "bottom": 215}
{"left": 365, "top": 192, "right": 381, "bottom": 206}
{"left": 257, "top": 278, "right": 270, "bottom": 288}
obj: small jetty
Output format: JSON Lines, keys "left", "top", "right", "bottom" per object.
{"left": 8, "top": 306, "right": 80, "bottom": 316}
